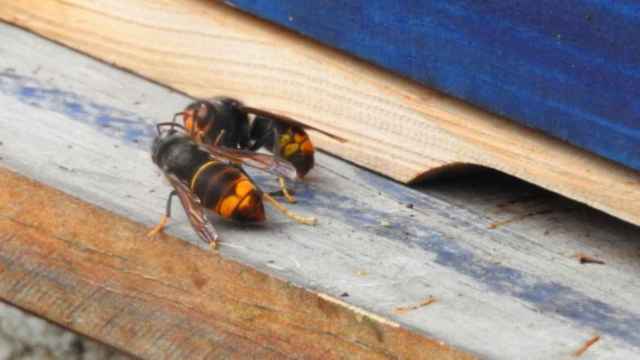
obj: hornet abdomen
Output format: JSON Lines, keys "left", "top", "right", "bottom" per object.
{"left": 190, "top": 161, "right": 265, "bottom": 222}
{"left": 275, "top": 126, "right": 315, "bottom": 178}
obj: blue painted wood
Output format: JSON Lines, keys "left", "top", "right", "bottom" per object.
{"left": 226, "top": 1, "right": 640, "bottom": 172}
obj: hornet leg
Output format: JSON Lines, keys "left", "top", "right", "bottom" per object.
{"left": 268, "top": 187, "right": 297, "bottom": 198}
{"left": 277, "top": 176, "right": 296, "bottom": 203}
{"left": 146, "top": 191, "right": 177, "bottom": 237}
{"left": 263, "top": 193, "right": 316, "bottom": 225}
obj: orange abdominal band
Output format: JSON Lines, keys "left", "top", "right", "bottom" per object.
{"left": 217, "top": 178, "right": 256, "bottom": 218}
{"left": 282, "top": 132, "right": 313, "bottom": 158}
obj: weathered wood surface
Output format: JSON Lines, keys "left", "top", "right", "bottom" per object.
{"left": 1, "top": 0, "right": 640, "bottom": 229}
{"left": 228, "top": 0, "right": 640, "bottom": 173}
{"left": 1, "top": 23, "right": 640, "bottom": 359}
{"left": 0, "top": 169, "right": 466, "bottom": 360}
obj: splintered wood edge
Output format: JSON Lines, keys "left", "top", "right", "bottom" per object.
{"left": 0, "top": 167, "right": 473, "bottom": 360}
{"left": 1, "top": 0, "right": 638, "bottom": 228}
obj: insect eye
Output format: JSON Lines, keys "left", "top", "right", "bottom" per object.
{"left": 196, "top": 103, "right": 208, "bottom": 118}
{"left": 196, "top": 103, "right": 214, "bottom": 127}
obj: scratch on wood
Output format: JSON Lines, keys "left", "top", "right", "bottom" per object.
{"left": 316, "top": 293, "right": 400, "bottom": 328}
{"left": 488, "top": 209, "right": 555, "bottom": 229}
{"left": 62, "top": 287, "right": 103, "bottom": 325}
{"left": 573, "top": 335, "right": 600, "bottom": 357}
{"left": 393, "top": 297, "right": 437, "bottom": 315}
{"left": 0, "top": 233, "right": 17, "bottom": 243}
{"left": 575, "top": 253, "right": 606, "bottom": 265}
{"left": 99, "top": 307, "right": 123, "bottom": 334}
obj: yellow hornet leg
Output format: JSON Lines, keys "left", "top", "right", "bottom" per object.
{"left": 147, "top": 190, "right": 176, "bottom": 238}
{"left": 279, "top": 176, "right": 296, "bottom": 203}
{"left": 263, "top": 193, "right": 316, "bottom": 225}
{"left": 209, "top": 241, "right": 219, "bottom": 251}
{"left": 146, "top": 215, "right": 169, "bottom": 237}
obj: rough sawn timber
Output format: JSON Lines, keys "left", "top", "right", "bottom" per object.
{"left": 2, "top": 21, "right": 640, "bottom": 359}
{"left": 0, "top": 169, "right": 466, "bottom": 359}
{"left": 1, "top": 0, "right": 639, "bottom": 228}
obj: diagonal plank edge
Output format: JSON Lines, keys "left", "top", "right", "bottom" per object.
{"left": 0, "top": 168, "right": 473, "bottom": 360}
{"left": 1, "top": 0, "right": 639, "bottom": 227}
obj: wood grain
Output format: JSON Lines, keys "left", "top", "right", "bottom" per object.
{"left": 2, "top": 23, "right": 640, "bottom": 359}
{"left": 0, "top": 168, "right": 469, "bottom": 359}
{"left": 1, "top": 0, "right": 639, "bottom": 228}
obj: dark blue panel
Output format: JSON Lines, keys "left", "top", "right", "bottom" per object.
{"left": 226, "top": 0, "right": 640, "bottom": 172}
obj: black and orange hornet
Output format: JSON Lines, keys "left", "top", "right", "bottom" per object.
{"left": 172, "top": 97, "right": 345, "bottom": 202}
{"left": 147, "top": 122, "right": 316, "bottom": 249}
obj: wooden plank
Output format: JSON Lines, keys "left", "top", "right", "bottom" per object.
{"left": 2, "top": 23, "right": 640, "bottom": 359}
{"left": 227, "top": 0, "right": 640, "bottom": 173}
{"left": 0, "top": 168, "right": 468, "bottom": 359}
{"left": 1, "top": 1, "right": 639, "bottom": 229}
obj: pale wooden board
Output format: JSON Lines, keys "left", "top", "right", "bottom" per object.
{"left": 1, "top": 23, "right": 640, "bottom": 359}
{"left": 1, "top": 1, "right": 639, "bottom": 230}
{"left": 1, "top": 169, "right": 466, "bottom": 360}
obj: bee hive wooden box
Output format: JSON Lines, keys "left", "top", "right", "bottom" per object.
{"left": 2, "top": 1, "right": 639, "bottom": 227}
{"left": 0, "top": 1, "right": 639, "bottom": 359}
{"left": 231, "top": 1, "right": 640, "bottom": 174}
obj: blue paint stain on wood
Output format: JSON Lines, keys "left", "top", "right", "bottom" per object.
{"left": 2, "top": 67, "right": 640, "bottom": 347}
{"left": 311, "top": 182, "right": 640, "bottom": 346}
{"left": 345, "top": 169, "right": 640, "bottom": 347}
{"left": 0, "top": 69, "right": 155, "bottom": 146}
{"left": 226, "top": 1, "right": 640, "bottom": 172}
